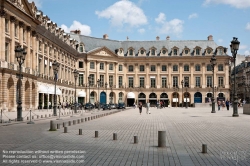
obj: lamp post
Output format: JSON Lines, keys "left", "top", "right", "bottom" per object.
{"left": 97, "top": 79, "right": 100, "bottom": 110}
{"left": 105, "top": 82, "right": 108, "bottom": 104}
{"left": 210, "top": 55, "right": 216, "bottom": 113}
{"left": 110, "top": 84, "right": 113, "bottom": 104}
{"left": 15, "top": 45, "right": 27, "bottom": 121}
{"left": 52, "top": 60, "right": 60, "bottom": 116}
{"left": 181, "top": 80, "right": 184, "bottom": 108}
{"left": 73, "top": 69, "right": 79, "bottom": 113}
{"left": 230, "top": 37, "right": 240, "bottom": 117}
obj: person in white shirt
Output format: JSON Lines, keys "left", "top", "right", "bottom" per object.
{"left": 146, "top": 101, "right": 150, "bottom": 114}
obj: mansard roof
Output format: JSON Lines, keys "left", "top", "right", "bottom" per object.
{"left": 70, "top": 34, "right": 220, "bottom": 55}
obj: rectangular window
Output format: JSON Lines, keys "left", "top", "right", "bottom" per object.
{"left": 118, "top": 65, "right": 123, "bottom": 71}
{"left": 5, "top": 43, "right": 9, "bottom": 61}
{"left": 174, "top": 49, "right": 177, "bottom": 55}
{"left": 128, "top": 65, "right": 133, "bottom": 72}
{"left": 15, "top": 24, "right": 18, "bottom": 37}
{"left": 184, "top": 65, "right": 189, "bottom": 71}
{"left": 5, "top": 19, "right": 9, "bottom": 32}
{"left": 207, "top": 76, "right": 212, "bottom": 87}
{"left": 79, "top": 61, "right": 83, "bottom": 68}
{"left": 195, "top": 77, "right": 200, "bottom": 87}
{"left": 173, "top": 76, "right": 178, "bottom": 87}
{"left": 184, "top": 77, "right": 189, "bottom": 87}
{"left": 119, "top": 76, "right": 123, "bottom": 87}
{"left": 218, "top": 77, "right": 224, "bottom": 87}
{"left": 109, "top": 75, "right": 113, "bottom": 86}
{"left": 79, "top": 74, "right": 84, "bottom": 86}
{"left": 100, "top": 63, "right": 104, "bottom": 70}
{"left": 128, "top": 77, "right": 134, "bottom": 88}
{"left": 44, "top": 44, "right": 47, "bottom": 54}
{"left": 140, "top": 65, "right": 144, "bottom": 72}
{"left": 100, "top": 75, "right": 104, "bottom": 87}
{"left": 162, "top": 77, "right": 167, "bottom": 88}
{"left": 90, "top": 62, "right": 95, "bottom": 69}
{"left": 109, "top": 64, "right": 113, "bottom": 70}
{"left": 129, "top": 49, "right": 133, "bottom": 56}
{"left": 151, "top": 65, "right": 156, "bottom": 72}
{"left": 151, "top": 78, "right": 156, "bottom": 88}
{"left": 196, "top": 49, "right": 200, "bottom": 55}
{"left": 162, "top": 65, "right": 167, "bottom": 71}
{"left": 39, "top": 41, "right": 42, "bottom": 51}
{"left": 140, "top": 77, "right": 144, "bottom": 88}
{"left": 89, "top": 74, "right": 95, "bottom": 86}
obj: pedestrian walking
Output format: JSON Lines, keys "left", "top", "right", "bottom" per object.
{"left": 217, "top": 100, "right": 221, "bottom": 111}
{"left": 225, "top": 99, "right": 230, "bottom": 111}
{"left": 222, "top": 101, "right": 225, "bottom": 110}
{"left": 146, "top": 101, "right": 150, "bottom": 114}
{"left": 138, "top": 102, "right": 142, "bottom": 115}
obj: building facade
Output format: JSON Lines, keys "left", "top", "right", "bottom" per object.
{"left": 0, "top": 0, "right": 231, "bottom": 112}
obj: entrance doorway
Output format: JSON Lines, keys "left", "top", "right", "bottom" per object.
{"left": 160, "top": 93, "right": 168, "bottom": 107}
{"left": 138, "top": 93, "right": 146, "bottom": 105}
{"left": 127, "top": 99, "right": 135, "bottom": 107}
{"left": 100, "top": 92, "right": 106, "bottom": 104}
{"left": 194, "top": 92, "right": 202, "bottom": 103}
{"left": 149, "top": 93, "right": 157, "bottom": 106}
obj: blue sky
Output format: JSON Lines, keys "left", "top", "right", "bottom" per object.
{"left": 29, "top": 0, "right": 250, "bottom": 55}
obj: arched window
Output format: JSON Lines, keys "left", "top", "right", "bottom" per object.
{"left": 173, "top": 65, "right": 178, "bottom": 71}
{"left": 195, "top": 64, "right": 200, "bottom": 71}
{"left": 218, "top": 64, "right": 223, "bottom": 71}
{"left": 207, "top": 64, "right": 212, "bottom": 71}
{"left": 184, "top": 65, "right": 189, "bottom": 71}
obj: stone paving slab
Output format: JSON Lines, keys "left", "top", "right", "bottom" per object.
{"left": 0, "top": 107, "right": 249, "bottom": 166}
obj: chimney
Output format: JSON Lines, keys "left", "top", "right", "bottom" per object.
{"left": 70, "top": 30, "right": 81, "bottom": 34}
{"left": 156, "top": 36, "right": 160, "bottom": 41}
{"left": 127, "top": 36, "right": 129, "bottom": 41}
{"left": 103, "top": 34, "right": 108, "bottom": 39}
{"left": 166, "top": 36, "right": 170, "bottom": 40}
{"left": 207, "top": 35, "right": 213, "bottom": 41}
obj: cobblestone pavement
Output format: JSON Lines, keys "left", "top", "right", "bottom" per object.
{"left": 0, "top": 106, "right": 249, "bottom": 166}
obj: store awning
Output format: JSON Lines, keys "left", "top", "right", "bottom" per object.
{"left": 38, "top": 84, "right": 48, "bottom": 93}
{"left": 78, "top": 91, "right": 86, "bottom": 97}
{"left": 47, "top": 86, "right": 62, "bottom": 95}
{"left": 127, "top": 92, "right": 135, "bottom": 99}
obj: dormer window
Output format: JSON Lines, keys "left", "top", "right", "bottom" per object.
{"left": 79, "top": 44, "right": 84, "bottom": 52}
{"left": 196, "top": 48, "right": 200, "bottom": 55}
{"left": 185, "top": 49, "right": 189, "bottom": 55}
{"left": 140, "top": 50, "right": 144, "bottom": 54}
{"left": 174, "top": 49, "right": 177, "bottom": 55}
{"left": 207, "top": 49, "right": 211, "bottom": 54}
{"left": 129, "top": 49, "right": 133, "bottom": 56}
{"left": 151, "top": 49, "right": 155, "bottom": 56}
{"left": 162, "top": 49, "right": 167, "bottom": 55}
{"left": 218, "top": 48, "right": 223, "bottom": 55}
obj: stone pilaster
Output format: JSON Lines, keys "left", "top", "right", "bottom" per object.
{"left": 10, "top": 16, "right": 16, "bottom": 64}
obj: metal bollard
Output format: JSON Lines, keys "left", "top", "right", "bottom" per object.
{"left": 41, "top": 115, "right": 43, "bottom": 118}
{"left": 158, "top": 131, "right": 166, "bottom": 147}
{"left": 73, "top": 120, "right": 76, "bottom": 125}
{"left": 63, "top": 122, "right": 66, "bottom": 127}
{"left": 202, "top": 144, "right": 207, "bottom": 153}
{"left": 57, "top": 124, "right": 60, "bottom": 129}
{"left": 49, "top": 120, "right": 57, "bottom": 131}
{"left": 27, "top": 117, "right": 29, "bottom": 120}
{"left": 95, "top": 131, "right": 98, "bottom": 138}
{"left": 45, "top": 114, "right": 47, "bottom": 118}
{"left": 91, "top": 117, "right": 93, "bottom": 120}
{"left": 88, "top": 117, "right": 90, "bottom": 121}
{"left": 79, "top": 129, "right": 82, "bottom": 135}
{"left": 85, "top": 118, "right": 88, "bottom": 121}
{"left": 77, "top": 119, "right": 80, "bottom": 124}
{"left": 64, "top": 127, "right": 67, "bottom": 133}
{"left": 134, "top": 136, "right": 138, "bottom": 144}
{"left": 113, "top": 133, "right": 117, "bottom": 140}
{"left": 68, "top": 121, "right": 71, "bottom": 126}
{"left": 81, "top": 118, "right": 84, "bottom": 123}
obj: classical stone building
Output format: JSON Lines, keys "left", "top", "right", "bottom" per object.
{"left": 0, "top": 0, "right": 231, "bottom": 112}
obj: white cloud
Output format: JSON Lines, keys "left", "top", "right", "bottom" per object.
{"left": 203, "top": 0, "right": 250, "bottom": 9}
{"left": 155, "top": 13, "right": 184, "bottom": 37}
{"left": 240, "top": 45, "right": 248, "bottom": 50}
{"left": 28, "top": 0, "right": 42, "bottom": 8}
{"left": 61, "top": 21, "right": 91, "bottom": 36}
{"left": 95, "top": 0, "right": 147, "bottom": 27}
{"left": 188, "top": 13, "right": 198, "bottom": 19}
{"left": 138, "top": 28, "right": 145, "bottom": 34}
{"left": 218, "top": 39, "right": 223, "bottom": 43}
{"left": 244, "top": 50, "right": 250, "bottom": 55}
{"left": 246, "top": 23, "right": 250, "bottom": 30}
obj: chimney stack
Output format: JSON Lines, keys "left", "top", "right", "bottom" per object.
{"left": 70, "top": 30, "right": 81, "bottom": 34}
{"left": 156, "top": 36, "right": 160, "bottom": 41}
{"left": 103, "top": 34, "right": 108, "bottom": 39}
{"left": 166, "top": 36, "right": 170, "bottom": 40}
{"left": 207, "top": 35, "right": 213, "bottom": 41}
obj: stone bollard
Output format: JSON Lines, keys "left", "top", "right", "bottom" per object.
{"left": 73, "top": 120, "right": 76, "bottom": 125}
{"left": 57, "top": 124, "right": 60, "bottom": 129}
{"left": 88, "top": 117, "right": 90, "bottom": 121}
{"left": 202, "top": 144, "right": 207, "bottom": 153}
{"left": 63, "top": 122, "right": 66, "bottom": 127}
{"left": 32, "top": 116, "right": 34, "bottom": 119}
{"left": 64, "top": 127, "right": 67, "bottom": 133}
{"left": 95, "top": 131, "right": 98, "bottom": 138}
{"left": 158, "top": 131, "right": 166, "bottom": 147}
{"left": 41, "top": 115, "right": 43, "bottom": 118}
{"left": 27, "top": 117, "right": 29, "bottom": 120}
{"left": 134, "top": 136, "right": 138, "bottom": 144}
{"left": 37, "top": 115, "right": 39, "bottom": 119}
{"left": 49, "top": 120, "right": 56, "bottom": 131}
{"left": 85, "top": 118, "right": 88, "bottom": 121}
{"left": 81, "top": 118, "right": 84, "bottom": 123}
{"left": 77, "top": 119, "right": 80, "bottom": 124}
{"left": 113, "top": 133, "right": 117, "bottom": 140}
{"left": 68, "top": 121, "right": 71, "bottom": 126}
{"left": 79, "top": 129, "right": 82, "bottom": 135}
{"left": 45, "top": 114, "right": 47, "bottom": 118}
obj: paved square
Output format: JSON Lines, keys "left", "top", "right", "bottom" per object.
{"left": 0, "top": 107, "right": 249, "bottom": 166}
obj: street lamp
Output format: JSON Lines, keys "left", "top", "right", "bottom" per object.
{"left": 52, "top": 60, "right": 60, "bottom": 116}
{"left": 105, "top": 82, "right": 108, "bottom": 104}
{"left": 181, "top": 80, "right": 184, "bottom": 108}
{"left": 230, "top": 37, "right": 240, "bottom": 117}
{"left": 97, "top": 79, "right": 100, "bottom": 110}
{"left": 15, "top": 45, "right": 26, "bottom": 121}
{"left": 73, "top": 69, "right": 79, "bottom": 113}
{"left": 210, "top": 54, "right": 216, "bottom": 113}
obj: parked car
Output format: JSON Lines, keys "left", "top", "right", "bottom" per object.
{"left": 84, "top": 103, "right": 94, "bottom": 110}
{"left": 110, "top": 103, "right": 116, "bottom": 109}
{"left": 117, "top": 103, "right": 125, "bottom": 109}
{"left": 103, "top": 104, "right": 111, "bottom": 110}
